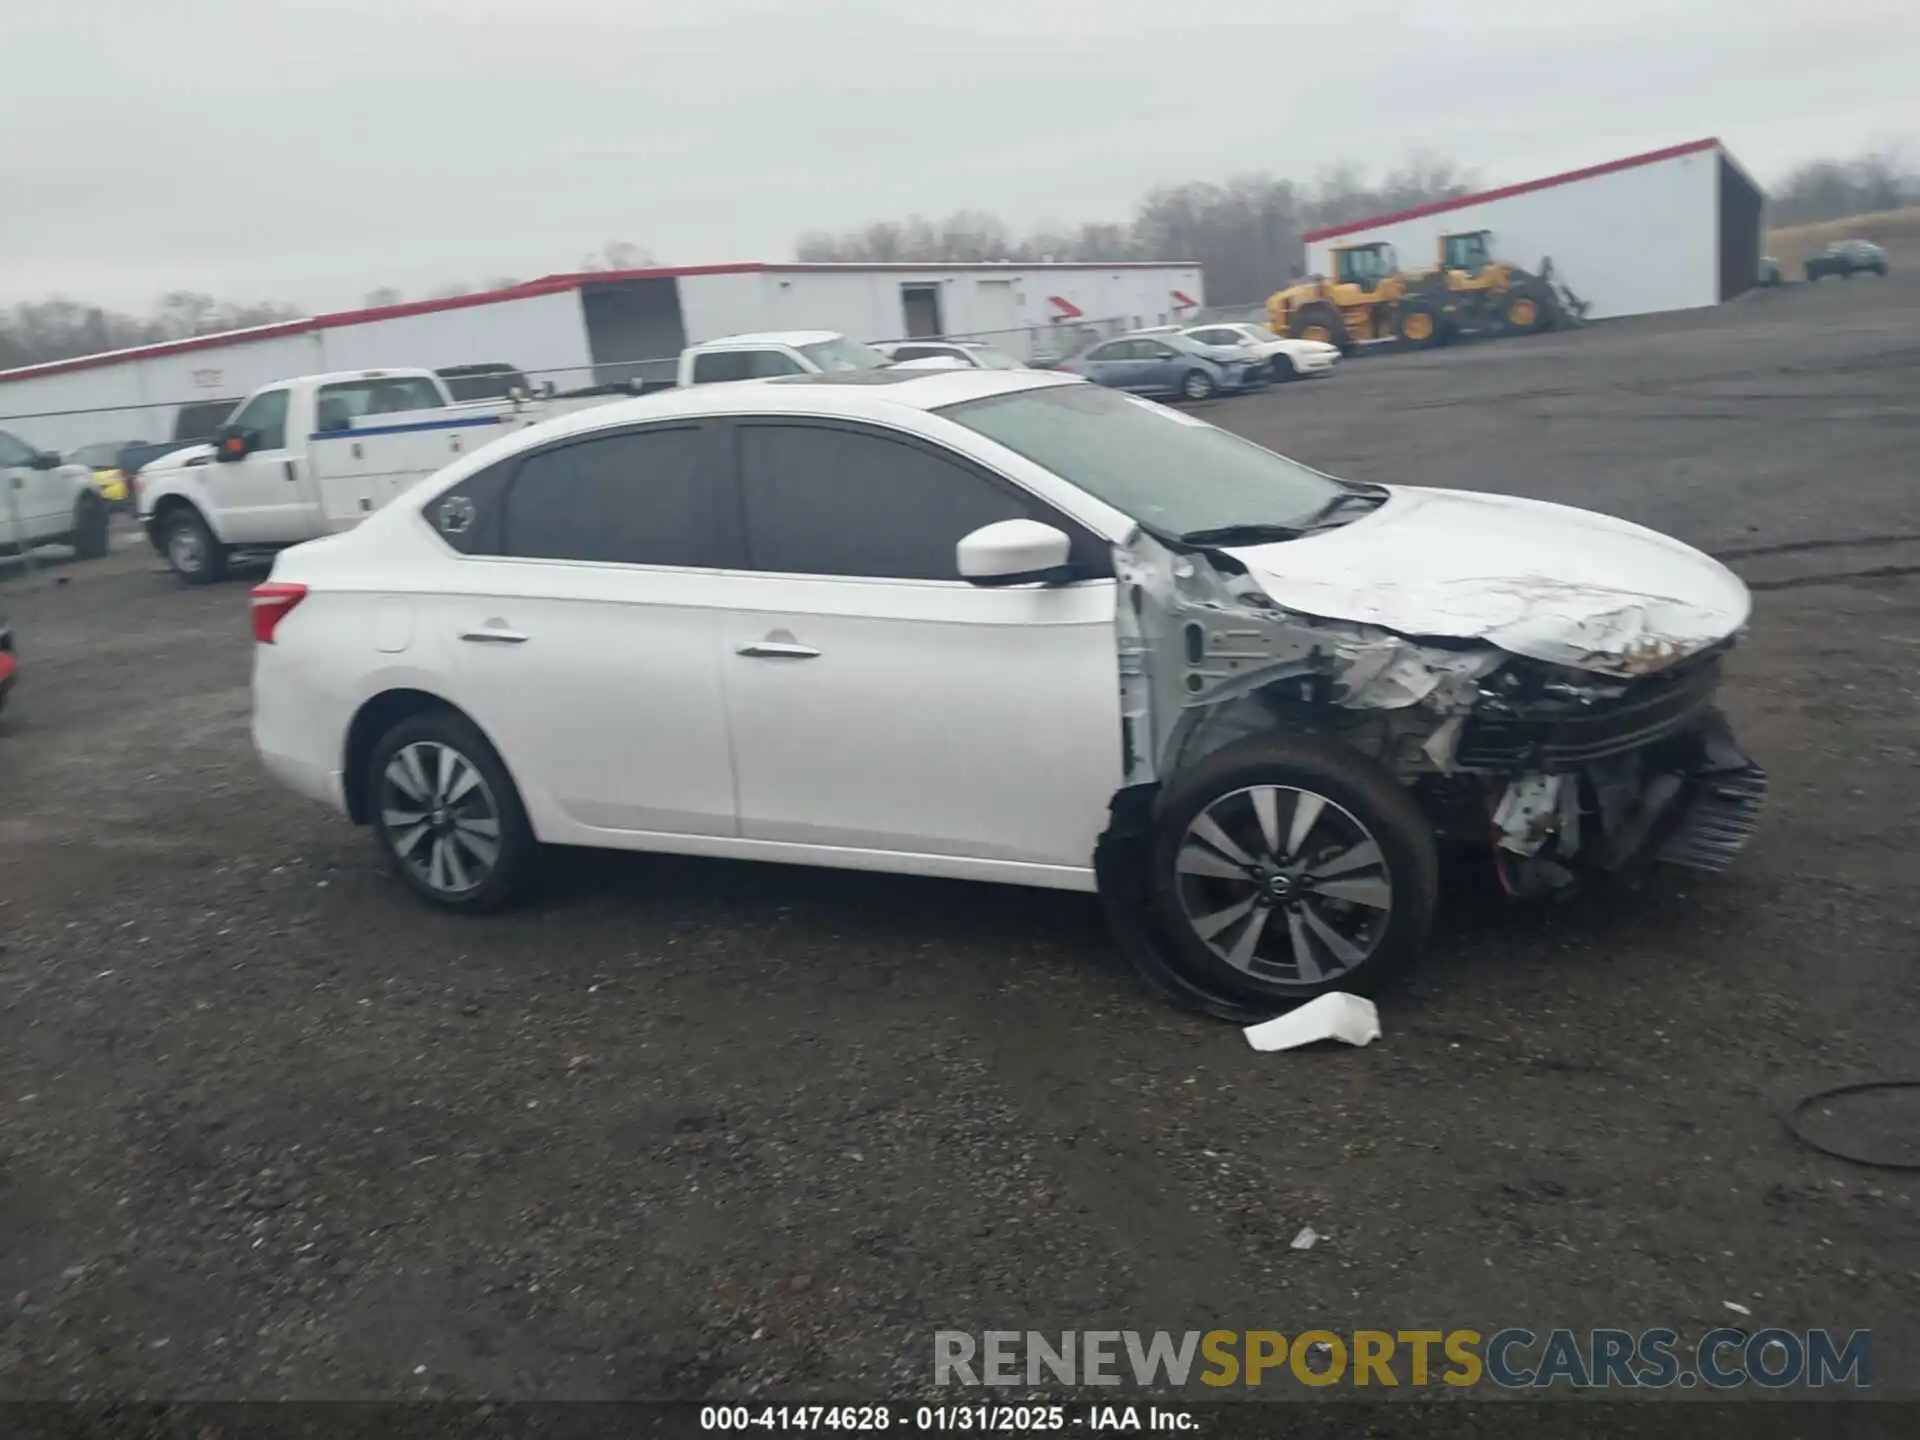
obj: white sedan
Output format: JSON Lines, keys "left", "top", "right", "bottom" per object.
{"left": 251, "top": 368, "right": 1764, "bottom": 1013}
{"left": 1180, "top": 323, "right": 1339, "bottom": 380}
{"left": 874, "top": 340, "right": 1028, "bottom": 371}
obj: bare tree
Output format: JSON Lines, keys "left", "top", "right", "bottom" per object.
{"left": 578, "top": 241, "right": 655, "bottom": 272}
{"left": 1771, "top": 146, "right": 1920, "bottom": 225}
{"left": 795, "top": 156, "right": 1481, "bottom": 302}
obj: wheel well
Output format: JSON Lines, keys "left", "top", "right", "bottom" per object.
{"left": 342, "top": 689, "right": 465, "bottom": 824}
{"left": 147, "top": 494, "right": 202, "bottom": 549}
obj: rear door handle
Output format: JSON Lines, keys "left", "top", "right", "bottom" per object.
{"left": 461, "top": 627, "right": 529, "bottom": 644}
{"left": 736, "top": 641, "right": 820, "bottom": 660}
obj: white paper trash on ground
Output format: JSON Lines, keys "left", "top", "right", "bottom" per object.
{"left": 1244, "top": 993, "right": 1381, "bottom": 1052}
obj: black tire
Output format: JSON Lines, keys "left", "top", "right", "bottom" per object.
{"left": 1289, "top": 301, "right": 1351, "bottom": 352}
{"left": 1501, "top": 282, "right": 1552, "bottom": 334}
{"left": 1149, "top": 734, "right": 1438, "bottom": 1006}
{"left": 69, "top": 491, "right": 110, "bottom": 560}
{"left": 160, "top": 505, "right": 228, "bottom": 585}
{"left": 366, "top": 709, "right": 537, "bottom": 912}
{"left": 1178, "top": 368, "right": 1217, "bottom": 402}
{"left": 1805, "top": 264, "right": 1820, "bottom": 283}
{"left": 1271, "top": 354, "right": 1299, "bottom": 381}
{"left": 1396, "top": 297, "right": 1443, "bottom": 349}
{"left": 1871, "top": 264, "right": 1887, "bottom": 277}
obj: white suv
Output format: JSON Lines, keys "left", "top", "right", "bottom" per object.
{"left": 251, "top": 369, "right": 1764, "bottom": 1014}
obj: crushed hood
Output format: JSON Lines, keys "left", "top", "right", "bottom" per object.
{"left": 1221, "top": 487, "right": 1751, "bottom": 678}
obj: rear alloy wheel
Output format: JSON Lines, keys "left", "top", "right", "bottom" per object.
{"left": 1180, "top": 369, "right": 1217, "bottom": 401}
{"left": 162, "top": 507, "right": 228, "bottom": 585}
{"left": 1150, "top": 735, "right": 1437, "bottom": 1005}
{"left": 368, "top": 712, "right": 535, "bottom": 911}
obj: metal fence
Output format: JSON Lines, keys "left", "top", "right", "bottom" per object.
{"left": 0, "top": 315, "right": 1173, "bottom": 440}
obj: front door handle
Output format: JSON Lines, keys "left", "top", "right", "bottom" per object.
{"left": 736, "top": 641, "right": 820, "bottom": 660}
{"left": 461, "top": 627, "right": 529, "bottom": 644}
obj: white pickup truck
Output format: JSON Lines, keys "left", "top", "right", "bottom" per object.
{"left": 1, "top": 427, "right": 112, "bottom": 562}
{"left": 136, "top": 368, "right": 622, "bottom": 583}
{"left": 676, "top": 331, "right": 948, "bottom": 385}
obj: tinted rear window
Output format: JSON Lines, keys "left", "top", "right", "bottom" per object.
{"left": 502, "top": 426, "right": 712, "bottom": 567}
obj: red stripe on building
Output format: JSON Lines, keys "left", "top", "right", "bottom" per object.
{"left": 1301, "top": 138, "right": 1722, "bottom": 244}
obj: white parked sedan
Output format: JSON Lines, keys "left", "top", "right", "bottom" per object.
{"left": 874, "top": 340, "right": 1029, "bottom": 371}
{"left": 1180, "top": 323, "right": 1339, "bottom": 380}
{"left": 251, "top": 369, "right": 1765, "bottom": 1015}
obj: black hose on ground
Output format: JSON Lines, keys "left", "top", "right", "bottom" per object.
{"left": 1784, "top": 1080, "right": 1920, "bottom": 1171}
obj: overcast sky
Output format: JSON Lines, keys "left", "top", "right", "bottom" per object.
{"left": 3, "top": 0, "right": 1913, "bottom": 313}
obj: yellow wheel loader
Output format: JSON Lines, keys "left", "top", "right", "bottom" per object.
{"left": 1266, "top": 230, "right": 1587, "bottom": 352}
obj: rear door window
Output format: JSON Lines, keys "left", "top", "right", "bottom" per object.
{"left": 315, "top": 377, "right": 446, "bottom": 429}
{"left": 691, "top": 349, "right": 805, "bottom": 384}
{"left": 500, "top": 425, "right": 714, "bottom": 568}
{"left": 691, "top": 351, "right": 756, "bottom": 384}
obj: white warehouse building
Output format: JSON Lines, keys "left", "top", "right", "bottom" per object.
{"left": 1303, "top": 138, "right": 1765, "bottom": 321}
{"left": 0, "top": 261, "right": 1205, "bottom": 453}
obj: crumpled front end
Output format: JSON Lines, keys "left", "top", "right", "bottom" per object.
{"left": 1097, "top": 528, "right": 1765, "bottom": 1016}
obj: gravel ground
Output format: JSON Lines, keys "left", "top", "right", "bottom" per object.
{"left": 2, "top": 270, "right": 1917, "bottom": 1406}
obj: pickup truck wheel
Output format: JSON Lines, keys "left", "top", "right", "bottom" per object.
{"left": 69, "top": 492, "right": 110, "bottom": 560}
{"left": 368, "top": 712, "right": 536, "bottom": 912}
{"left": 1149, "top": 734, "right": 1438, "bottom": 1006}
{"left": 162, "top": 507, "right": 228, "bottom": 585}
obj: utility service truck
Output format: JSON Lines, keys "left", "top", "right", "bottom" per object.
{"left": 135, "top": 368, "right": 625, "bottom": 583}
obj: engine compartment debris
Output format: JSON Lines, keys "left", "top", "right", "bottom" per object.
{"left": 1098, "top": 517, "right": 1767, "bottom": 1020}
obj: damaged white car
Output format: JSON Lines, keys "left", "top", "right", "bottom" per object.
{"left": 250, "top": 369, "right": 1765, "bottom": 1018}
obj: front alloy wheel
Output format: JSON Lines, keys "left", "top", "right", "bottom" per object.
{"left": 379, "top": 740, "right": 503, "bottom": 898}
{"left": 1171, "top": 785, "right": 1392, "bottom": 986}
{"left": 1147, "top": 734, "right": 1437, "bottom": 1003}
{"left": 1181, "top": 369, "right": 1217, "bottom": 401}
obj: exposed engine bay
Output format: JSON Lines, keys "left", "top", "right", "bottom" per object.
{"left": 1096, "top": 526, "right": 1767, "bottom": 1021}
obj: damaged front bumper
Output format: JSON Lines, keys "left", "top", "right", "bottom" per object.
{"left": 1484, "top": 704, "right": 1766, "bottom": 894}
{"left": 1095, "top": 527, "right": 1765, "bottom": 1016}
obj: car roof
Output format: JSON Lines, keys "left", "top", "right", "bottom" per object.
{"left": 498, "top": 367, "right": 1080, "bottom": 445}
{"left": 694, "top": 330, "right": 846, "bottom": 348}
{"left": 285, "top": 368, "right": 440, "bottom": 388}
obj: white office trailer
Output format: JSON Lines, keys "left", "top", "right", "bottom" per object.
{"left": 0, "top": 262, "right": 1205, "bottom": 453}
{"left": 1303, "top": 139, "right": 1765, "bottom": 322}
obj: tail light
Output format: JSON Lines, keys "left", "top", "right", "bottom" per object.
{"left": 250, "top": 582, "right": 308, "bottom": 644}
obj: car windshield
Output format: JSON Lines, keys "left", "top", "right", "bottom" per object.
{"left": 965, "top": 346, "right": 1025, "bottom": 370}
{"left": 940, "top": 382, "right": 1344, "bottom": 536}
{"left": 800, "top": 337, "right": 890, "bottom": 372}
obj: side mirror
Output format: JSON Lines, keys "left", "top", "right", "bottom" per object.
{"left": 956, "top": 519, "right": 1075, "bottom": 587}
{"left": 29, "top": 450, "right": 63, "bottom": 470}
{"left": 213, "top": 425, "right": 255, "bottom": 463}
